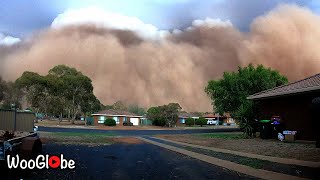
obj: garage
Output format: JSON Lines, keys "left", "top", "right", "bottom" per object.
{"left": 130, "top": 117, "right": 140, "bottom": 126}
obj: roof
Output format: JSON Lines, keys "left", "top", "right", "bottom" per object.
{"left": 178, "top": 112, "right": 199, "bottom": 118}
{"left": 248, "top": 73, "right": 320, "bottom": 100}
{"left": 92, "top": 109, "right": 142, "bottom": 117}
{"left": 203, "top": 113, "right": 217, "bottom": 118}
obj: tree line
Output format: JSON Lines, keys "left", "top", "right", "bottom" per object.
{"left": 1, "top": 63, "right": 288, "bottom": 130}
{"left": 1, "top": 65, "right": 102, "bottom": 123}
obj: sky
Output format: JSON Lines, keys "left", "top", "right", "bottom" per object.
{"left": 0, "top": 0, "right": 320, "bottom": 40}
{"left": 1, "top": 1, "right": 320, "bottom": 111}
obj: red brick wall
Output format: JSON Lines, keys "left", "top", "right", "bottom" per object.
{"left": 257, "top": 91, "right": 319, "bottom": 140}
{"left": 93, "top": 116, "right": 99, "bottom": 126}
{"left": 119, "top": 117, "right": 124, "bottom": 126}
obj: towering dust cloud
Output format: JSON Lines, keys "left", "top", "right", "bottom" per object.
{"left": 1, "top": 4, "right": 320, "bottom": 111}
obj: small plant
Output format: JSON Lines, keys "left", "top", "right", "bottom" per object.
{"left": 196, "top": 117, "right": 207, "bottom": 127}
{"left": 238, "top": 117, "right": 254, "bottom": 137}
{"left": 104, "top": 118, "right": 116, "bottom": 126}
{"left": 185, "top": 117, "right": 194, "bottom": 127}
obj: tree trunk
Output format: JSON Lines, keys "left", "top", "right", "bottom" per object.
{"left": 59, "top": 112, "right": 63, "bottom": 122}
{"left": 34, "top": 109, "right": 39, "bottom": 123}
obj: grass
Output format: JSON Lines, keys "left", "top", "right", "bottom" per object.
{"left": 40, "top": 132, "right": 116, "bottom": 145}
{"left": 195, "top": 133, "right": 247, "bottom": 139}
{"left": 237, "top": 158, "right": 269, "bottom": 169}
{"left": 182, "top": 144, "right": 268, "bottom": 169}
{"left": 53, "top": 132, "right": 116, "bottom": 137}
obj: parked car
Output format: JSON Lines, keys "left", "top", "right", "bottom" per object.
{"left": 207, "top": 119, "right": 219, "bottom": 125}
{"left": 123, "top": 121, "right": 133, "bottom": 126}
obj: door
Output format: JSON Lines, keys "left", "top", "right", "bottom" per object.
{"left": 130, "top": 118, "right": 139, "bottom": 126}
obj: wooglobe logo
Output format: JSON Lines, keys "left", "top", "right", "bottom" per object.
{"left": 7, "top": 154, "right": 75, "bottom": 169}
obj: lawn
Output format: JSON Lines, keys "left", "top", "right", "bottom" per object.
{"left": 40, "top": 132, "right": 116, "bottom": 145}
{"left": 195, "top": 133, "right": 247, "bottom": 139}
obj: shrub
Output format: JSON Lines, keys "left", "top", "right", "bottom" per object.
{"left": 185, "top": 117, "right": 194, "bottom": 127}
{"left": 196, "top": 117, "right": 207, "bottom": 127}
{"left": 234, "top": 102, "right": 259, "bottom": 137}
{"left": 104, "top": 118, "right": 116, "bottom": 126}
{"left": 152, "top": 117, "right": 166, "bottom": 126}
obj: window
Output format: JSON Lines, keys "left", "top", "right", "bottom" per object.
{"left": 98, "top": 116, "right": 105, "bottom": 124}
{"left": 180, "top": 118, "right": 185, "bottom": 124}
{"left": 113, "top": 116, "right": 119, "bottom": 124}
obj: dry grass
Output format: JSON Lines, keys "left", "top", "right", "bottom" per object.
{"left": 157, "top": 133, "right": 320, "bottom": 162}
{"left": 112, "top": 137, "right": 144, "bottom": 144}
{"left": 36, "top": 119, "right": 86, "bottom": 126}
{"left": 39, "top": 131, "right": 115, "bottom": 146}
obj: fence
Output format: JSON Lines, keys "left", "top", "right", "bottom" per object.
{"left": 140, "top": 118, "right": 152, "bottom": 126}
{"left": 0, "top": 109, "right": 35, "bottom": 132}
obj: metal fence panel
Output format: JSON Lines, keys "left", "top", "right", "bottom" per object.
{"left": 0, "top": 109, "right": 35, "bottom": 132}
{"left": 16, "top": 112, "right": 35, "bottom": 132}
{"left": 0, "top": 110, "right": 15, "bottom": 130}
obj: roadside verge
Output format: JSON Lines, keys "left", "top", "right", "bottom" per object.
{"left": 138, "top": 137, "right": 308, "bottom": 180}
{"left": 154, "top": 137, "right": 320, "bottom": 168}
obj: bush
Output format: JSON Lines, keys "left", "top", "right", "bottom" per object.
{"left": 153, "top": 117, "right": 166, "bottom": 126}
{"left": 196, "top": 117, "right": 207, "bottom": 127}
{"left": 185, "top": 117, "right": 194, "bottom": 127}
{"left": 104, "top": 118, "right": 116, "bottom": 126}
{"left": 234, "top": 102, "right": 259, "bottom": 137}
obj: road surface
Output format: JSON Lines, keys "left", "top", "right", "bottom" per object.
{"left": 39, "top": 126, "right": 240, "bottom": 136}
{"left": 4, "top": 141, "right": 254, "bottom": 180}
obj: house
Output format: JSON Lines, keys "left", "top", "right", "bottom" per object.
{"left": 247, "top": 73, "right": 320, "bottom": 140}
{"left": 220, "top": 113, "right": 236, "bottom": 125}
{"left": 177, "top": 112, "right": 199, "bottom": 126}
{"left": 203, "top": 113, "right": 236, "bottom": 125}
{"left": 92, "top": 109, "right": 142, "bottom": 126}
{"left": 203, "top": 113, "right": 219, "bottom": 121}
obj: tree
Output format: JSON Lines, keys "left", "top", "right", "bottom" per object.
{"left": 128, "top": 104, "right": 146, "bottom": 116}
{"left": 0, "top": 77, "right": 5, "bottom": 102}
{"left": 15, "top": 65, "right": 100, "bottom": 124}
{"left": 112, "top": 101, "right": 127, "bottom": 111}
{"left": 147, "top": 106, "right": 165, "bottom": 126}
{"left": 102, "top": 104, "right": 113, "bottom": 110}
{"left": 0, "top": 78, "right": 22, "bottom": 109}
{"left": 185, "top": 118, "right": 194, "bottom": 127}
{"left": 162, "top": 103, "right": 182, "bottom": 127}
{"left": 205, "top": 64, "right": 288, "bottom": 136}
{"left": 196, "top": 117, "right": 207, "bottom": 127}
{"left": 147, "top": 103, "right": 182, "bottom": 127}
{"left": 1, "top": 82, "right": 23, "bottom": 109}
{"left": 15, "top": 71, "right": 48, "bottom": 113}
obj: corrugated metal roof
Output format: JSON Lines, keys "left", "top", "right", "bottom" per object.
{"left": 248, "top": 73, "right": 320, "bottom": 100}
